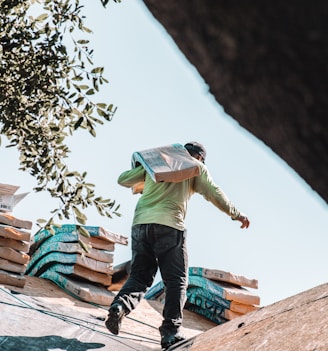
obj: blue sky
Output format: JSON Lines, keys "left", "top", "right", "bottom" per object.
{"left": 1, "top": 0, "right": 327, "bottom": 307}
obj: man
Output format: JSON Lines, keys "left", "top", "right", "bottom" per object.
{"left": 105, "top": 141, "right": 250, "bottom": 349}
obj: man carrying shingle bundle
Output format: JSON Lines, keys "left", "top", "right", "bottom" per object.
{"left": 105, "top": 141, "right": 250, "bottom": 350}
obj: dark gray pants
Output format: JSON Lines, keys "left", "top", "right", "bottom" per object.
{"left": 113, "top": 223, "right": 188, "bottom": 334}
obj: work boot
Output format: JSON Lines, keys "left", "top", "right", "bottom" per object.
{"left": 160, "top": 331, "right": 186, "bottom": 349}
{"left": 105, "top": 303, "right": 125, "bottom": 335}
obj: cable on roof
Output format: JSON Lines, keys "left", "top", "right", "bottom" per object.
{"left": 89, "top": 300, "right": 159, "bottom": 330}
{"left": 0, "top": 287, "right": 159, "bottom": 348}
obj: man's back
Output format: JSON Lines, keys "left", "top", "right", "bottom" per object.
{"left": 119, "top": 165, "right": 194, "bottom": 231}
{"left": 118, "top": 159, "right": 241, "bottom": 231}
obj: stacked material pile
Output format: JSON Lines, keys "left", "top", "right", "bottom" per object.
{"left": 26, "top": 224, "right": 128, "bottom": 305}
{"left": 145, "top": 266, "right": 260, "bottom": 324}
{"left": 0, "top": 213, "right": 33, "bottom": 288}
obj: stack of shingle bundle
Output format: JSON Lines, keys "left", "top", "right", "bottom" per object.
{"left": 26, "top": 224, "right": 128, "bottom": 305}
{"left": 145, "top": 266, "right": 260, "bottom": 325}
{"left": 0, "top": 213, "right": 32, "bottom": 288}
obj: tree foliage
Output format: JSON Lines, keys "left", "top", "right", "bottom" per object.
{"left": 0, "top": 0, "right": 120, "bottom": 234}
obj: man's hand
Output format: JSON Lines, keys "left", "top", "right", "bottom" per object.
{"left": 236, "top": 213, "right": 250, "bottom": 229}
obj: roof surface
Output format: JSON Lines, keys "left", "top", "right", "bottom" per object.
{"left": 172, "top": 281, "right": 328, "bottom": 350}
{"left": 1, "top": 277, "right": 327, "bottom": 350}
{"left": 0, "top": 276, "right": 214, "bottom": 350}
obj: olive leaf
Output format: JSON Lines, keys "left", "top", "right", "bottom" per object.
{"left": 0, "top": 0, "right": 121, "bottom": 233}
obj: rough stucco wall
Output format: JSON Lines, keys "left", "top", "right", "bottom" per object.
{"left": 143, "top": 0, "right": 328, "bottom": 203}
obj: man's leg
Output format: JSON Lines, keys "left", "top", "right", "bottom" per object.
{"left": 106, "top": 224, "right": 158, "bottom": 334}
{"left": 154, "top": 225, "right": 188, "bottom": 348}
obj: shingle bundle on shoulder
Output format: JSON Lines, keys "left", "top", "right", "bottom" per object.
{"left": 26, "top": 224, "right": 128, "bottom": 305}
{"left": 0, "top": 213, "right": 33, "bottom": 288}
{"left": 145, "top": 266, "right": 260, "bottom": 324}
{"left": 131, "top": 143, "right": 201, "bottom": 194}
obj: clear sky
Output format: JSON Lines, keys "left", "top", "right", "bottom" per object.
{"left": 1, "top": 0, "right": 327, "bottom": 307}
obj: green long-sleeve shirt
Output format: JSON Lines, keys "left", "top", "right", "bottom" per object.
{"left": 118, "top": 162, "right": 240, "bottom": 231}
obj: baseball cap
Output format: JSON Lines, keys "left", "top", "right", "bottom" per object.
{"left": 184, "top": 141, "right": 207, "bottom": 163}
